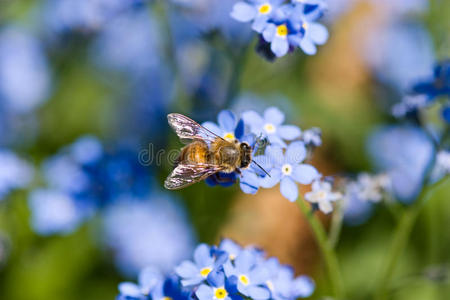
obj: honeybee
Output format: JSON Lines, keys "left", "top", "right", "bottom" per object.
{"left": 164, "top": 113, "right": 269, "bottom": 190}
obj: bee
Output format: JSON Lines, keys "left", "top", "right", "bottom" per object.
{"left": 164, "top": 113, "right": 269, "bottom": 190}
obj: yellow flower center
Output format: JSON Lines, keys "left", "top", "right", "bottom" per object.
{"left": 214, "top": 287, "right": 228, "bottom": 299}
{"left": 282, "top": 164, "right": 292, "bottom": 176}
{"left": 264, "top": 123, "right": 276, "bottom": 134}
{"left": 317, "top": 191, "right": 327, "bottom": 200}
{"left": 229, "top": 254, "right": 236, "bottom": 261}
{"left": 223, "top": 132, "right": 235, "bottom": 142}
{"left": 258, "top": 4, "right": 272, "bottom": 14}
{"left": 162, "top": 297, "right": 172, "bottom": 300}
{"left": 302, "top": 22, "right": 308, "bottom": 30}
{"left": 266, "top": 280, "right": 274, "bottom": 291}
{"left": 200, "top": 267, "right": 212, "bottom": 278}
{"left": 239, "top": 274, "right": 250, "bottom": 285}
{"left": 276, "top": 24, "right": 288, "bottom": 36}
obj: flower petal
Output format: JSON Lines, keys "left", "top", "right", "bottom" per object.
{"left": 240, "top": 170, "right": 259, "bottom": 194}
{"left": 264, "top": 107, "right": 285, "bottom": 125}
{"left": 278, "top": 125, "right": 301, "bottom": 140}
{"left": 118, "top": 282, "right": 141, "bottom": 297}
{"left": 280, "top": 177, "right": 298, "bottom": 202}
{"left": 248, "top": 286, "right": 271, "bottom": 300}
{"left": 230, "top": 2, "right": 257, "bottom": 22}
{"left": 265, "top": 145, "right": 284, "bottom": 166}
{"left": 309, "top": 22, "right": 328, "bottom": 45}
{"left": 175, "top": 261, "right": 198, "bottom": 278}
{"left": 268, "top": 134, "right": 287, "bottom": 147}
{"left": 242, "top": 110, "right": 264, "bottom": 132}
{"left": 292, "top": 276, "right": 315, "bottom": 298}
{"left": 196, "top": 284, "right": 214, "bottom": 300}
{"left": 319, "top": 200, "right": 333, "bottom": 214}
{"left": 202, "top": 121, "right": 223, "bottom": 137}
{"left": 285, "top": 141, "right": 307, "bottom": 164}
{"left": 271, "top": 36, "right": 289, "bottom": 57}
{"left": 262, "top": 23, "right": 276, "bottom": 42}
{"left": 235, "top": 249, "right": 255, "bottom": 273}
{"left": 299, "top": 37, "right": 317, "bottom": 55}
{"left": 252, "top": 15, "right": 269, "bottom": 33}
{"left": 218, "top": 110, "right": 237, "bottom": 132}
{"left": 259, "top": 168, "right": 281, "bottom": 188}
{"left": 194, "top": 244, "right": 213, "bottom": 267}
{"left": 292, "top": 164, "right": 319, "bottom": 184}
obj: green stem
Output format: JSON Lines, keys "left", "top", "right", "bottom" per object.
{"left": 374, "top": 177, "right": 449, "bottom": 300}
{"left": 328, "top": 200, "right": 344, "bottom": 249}
{"left": 296, "top": 197, "right": 346, "bottom": 299}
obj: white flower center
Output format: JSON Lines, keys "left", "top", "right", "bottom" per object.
{"left": 282, "top": 164, "right": 292, "bottom": 176}
{"left": 264, "top": 123, "right": 276, "bottom": 134}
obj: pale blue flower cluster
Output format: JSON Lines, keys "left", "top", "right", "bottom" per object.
{"left": 118, "top": 240, "right": 315, "bottom": 300}
{"left": 0, "top": 26, "right": 51, "bottom": 114}
{"left": 0, "top": 150, "right": 33, "bottom": 200}
{"left": 102, "top": 195, "right": 196, "bottom": 277}
{"left": 231, "top": 0, "right": 329, "bottom": 58}
{"left": 203, "top": 108, "right": 325, "bottom": 203}
{"left": 28, "top": 135, "right": 152, "bottom": 235}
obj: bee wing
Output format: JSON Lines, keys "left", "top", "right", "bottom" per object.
{"left": 167, "top": 113, "right": 224, "bottom": 143}
{"left": 164, "top": 163, "right": 224, "bottom": 190}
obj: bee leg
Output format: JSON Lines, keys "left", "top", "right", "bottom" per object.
{"left": 235, "top": 168, "right": 242, "bottom": 176}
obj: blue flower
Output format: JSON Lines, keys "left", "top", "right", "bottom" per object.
{"left": 91, "top": 11, "right": 161, "bottom": 78}
{"left": 300, "top": 127, "right": 322, "bottom": 147}
{"left": 118, "top": 267, "right": 163, "bottom": 300}
{"left": 117, "top": 239, "right": 315, "bottom": 300}
{"left": 196, "top": 269, "right": 241, "bottom": 300}
{"left": 218, "top": 239, "right": 244, "bottom": 261}
{"left": 368, "top": 125, "right": 435, "bottom": 203}
{"left": 29, "top": 136, "right": 153, "bottom": 235}
{"left": 231, "top": 0, "right": 328, "bottom": 58}
{"left": 103, "top": 196, "right": 195, "bottom": 276}
{"left": 28, "top": 189, "right": 91, "bottom": 235}
{"left": 264, "top": 257, "right": 315, "bottom": 299}
{"left": 231, "top": 0, "right": 284, "bottom": 33}
{"left": 0, "top": 27, "right": 51, "bottom": 113}
{"left": 175, "top": 244, "right": 227, "bottom": 287}
{"left": 203, "top": 110, "right": 245, "bottom": 142}
{"left": 260, "top": 142, "right": 320, "bottom": 201}
{"left": 242, "top": 107, "right": 301, "bottom": 147}
{"left": 0, "top": 150, "right": 33, "bottom": 200}
{"left": 363, "top": 22, "right": 434, "bottom": 91}
{"left": 223, "top": 249, "right": 271, "bottom": 299}
{"left": 412, "top": 60, "right": 450, "bottom": 99}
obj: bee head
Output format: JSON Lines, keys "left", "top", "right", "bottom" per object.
{"left": 239, "top": 142, "right": 252, "bottom": 169}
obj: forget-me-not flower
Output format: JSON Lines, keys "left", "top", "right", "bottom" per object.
{"left": 242, "top": 107, "right": 301, "bottom": 147}
{"left": 223, "top": 249, "right": 271, "bottom": 299}
{"left": 264, "top": 257, "right": 315, "bottom": 299}
{"left": 0, "top": 27, "right": 51, "bottom": 113}
{"left": 0, "top": 150, "right": 33, "bottom": 200}
{"left": 368, "top": 125, "right": 435, "bottom": 203}
{"left": 304, "top": 179, "right": 341, "bottom": 214}
{"left": 103, "top": 196, "right": 195, "bottom": 276}
{"left": 260, "top": 142, "right": 320, "bottom": 201}
{"left": 175, "top": 244, "right": 227, "bottom": 287}
{"left": 231, "top": 0, "right": 284, "bottom": 33}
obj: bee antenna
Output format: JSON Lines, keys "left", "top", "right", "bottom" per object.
{"left": 252, "top": 161, "right": 271, "bottom": 177}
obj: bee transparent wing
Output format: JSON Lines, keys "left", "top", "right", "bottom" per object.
{"left": 167, "top": 113, "right": 224, "bottom": 143}
{"left": 164, "top": 163, "right": 224, "bottom": 190}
